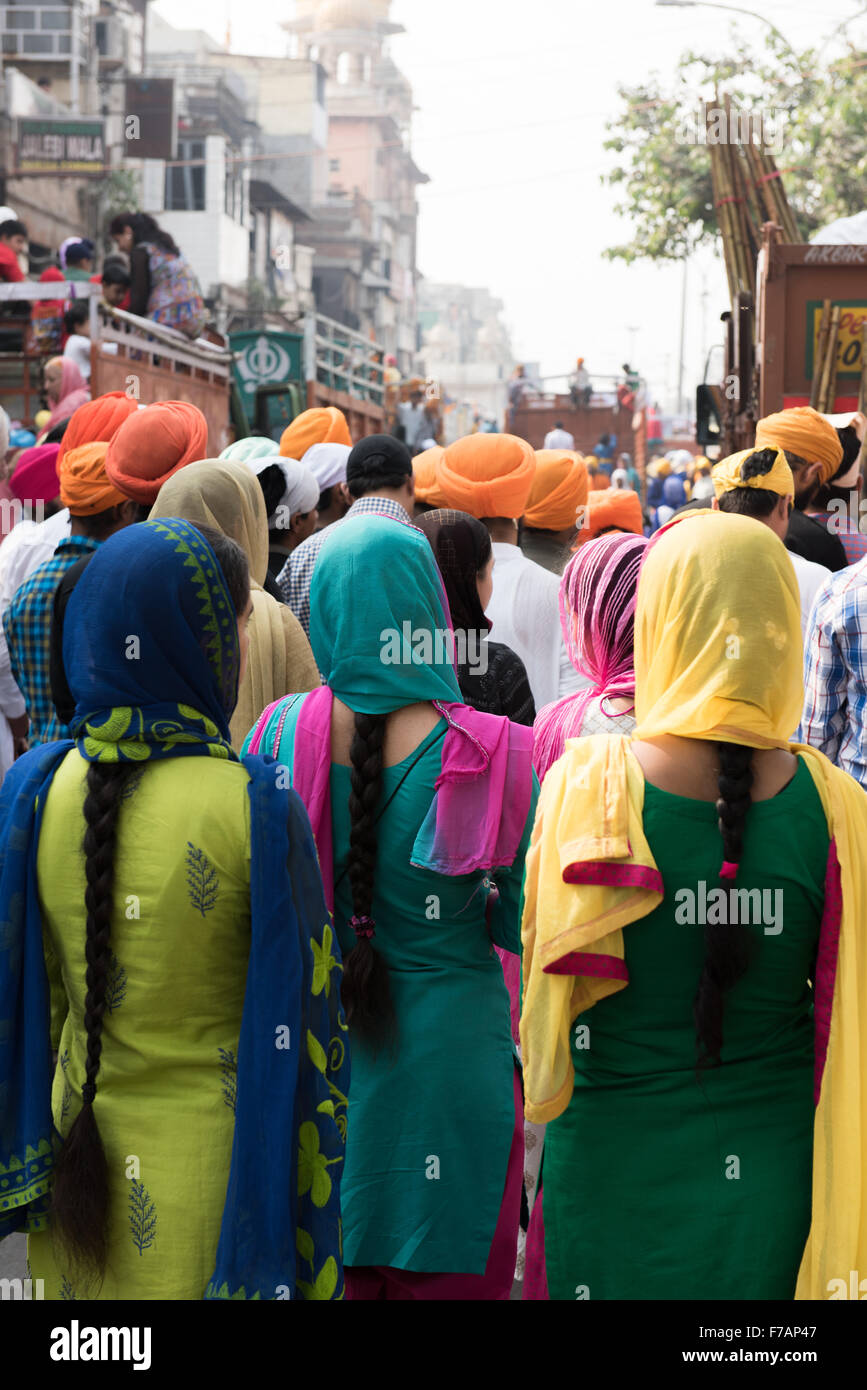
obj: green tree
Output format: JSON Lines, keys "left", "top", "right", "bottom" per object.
{"left": 603, "top": 32, "right": 867, "bottom": 263}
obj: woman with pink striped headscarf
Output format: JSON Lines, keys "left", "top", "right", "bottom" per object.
{"left": 532, "top": 530, "right": 648, "bottom": 784}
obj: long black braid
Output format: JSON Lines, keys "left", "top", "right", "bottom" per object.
{"left": 342, "top": 711, "right": 395, "bottom": 1047}
{"left": 50, "top": 760, "right": 138, "bottom": 1279}
{"left": 693, "top": 742, "right": 757, "bottom": 1070}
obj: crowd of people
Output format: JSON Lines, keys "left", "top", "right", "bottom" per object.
{"left": 0, "top": 383, "right": 865, "bottom": 1303}
{"left": 0, "top": 207, "right": 207, "bottom": 426}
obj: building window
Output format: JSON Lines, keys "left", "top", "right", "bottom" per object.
{"left": 22, "top": 33, "right": 53, "bottom": 50}
{"left": 6, "top": 10, "right": 36, "bottom": 28}
{"left": 165, "top": 139, "right": 206, "bottom": 212}
{"left": 329, "top": 158, "right": 340, "bottom": 172}
{"left": 336, "top": 51, "right": 351, "bottom": 84}
{"left": 224, "top": 162, "right": 244, "bottom": 222}
{"left": 41, "top": 10, "right": 69, "bottom": 28}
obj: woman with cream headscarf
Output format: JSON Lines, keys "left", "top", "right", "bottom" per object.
{"left": 149, "top": 459, "right": 320, "bottom": 750}
{"left": 521, "top": 510, "right": 867, "bottom": 1301}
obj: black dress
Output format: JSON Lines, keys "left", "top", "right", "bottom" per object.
{"left": 458, "top": 638, "right": 536, "bottom": 726}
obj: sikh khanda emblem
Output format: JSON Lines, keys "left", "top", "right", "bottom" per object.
{"left": 235, "top": 336, "right": 291, "bottom": 400}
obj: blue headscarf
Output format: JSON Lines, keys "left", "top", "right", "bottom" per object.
{"left": 0, "top": 519, "right": 348, "bottom": 1299}
{"left": 310, "top": 512, "right": 463, "bottom": 714}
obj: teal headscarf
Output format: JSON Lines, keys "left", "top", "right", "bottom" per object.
{"left": 310, "top": 514, "right": 462, "bottom": 714}
{"left": 221, "top": 437, "right": 282, "bottom": 462}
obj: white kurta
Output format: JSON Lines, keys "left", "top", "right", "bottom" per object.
{"left": 486, "top": 542, "right": 587, "bottom": 712}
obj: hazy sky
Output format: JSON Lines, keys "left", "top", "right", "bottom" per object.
{"left": 153, "top": 0, "right": 867, "bottom": 408}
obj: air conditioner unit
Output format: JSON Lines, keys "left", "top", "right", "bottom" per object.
{"left": 94, "top": 16, "right": 128, "bottom": 64}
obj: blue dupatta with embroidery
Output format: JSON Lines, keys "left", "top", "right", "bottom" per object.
{"left": 0, "top": 519, "right": 348, "bottom": 1299}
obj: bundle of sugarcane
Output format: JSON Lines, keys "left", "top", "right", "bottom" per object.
{"left": 742, "top": 132, "right": 800, "bottom": 244}
{"left": 706, "top": 99, "right": 757, "bottom": 299}
{"left": 810, "top": 299, "right": 842, "bottom": 412}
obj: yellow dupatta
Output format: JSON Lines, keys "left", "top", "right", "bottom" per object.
{"left": 520, "top": 511, "right": 867, "bottom": 1298}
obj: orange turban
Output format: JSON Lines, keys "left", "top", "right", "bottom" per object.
{"left": 413, "top": 445, "right": 449, "bottom": 507}
{"left": 279, "top": 407, "right": 352, "bottom": 459}
{"left": 57, "top": 391, "right": 139, "bottom": 466}
{"left": 59, "top": 442, "right": 127, "bottom": 517}
{"left": 755, "top": 407, "right": 843, "bottom": 485}
{"left": 590, "top": 471, "right": 611, "bottom": 491}
{"left": 105, "top": 400, "right": 209, "bottom": 504}
{"left": 574, "top": 488, "right": 644, "bottom": 548}
{"left": 524, "top": 450, "right": 589, "bottom": 531}
{"left": 434, "top": 433, "right": 536, "bottom": 520}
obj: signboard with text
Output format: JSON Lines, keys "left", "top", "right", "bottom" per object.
{"left": 806, "top": 299, "right": 867, "bottom": 379}
{"left": 17, "top": 119, "right": 106, "bottom": 174}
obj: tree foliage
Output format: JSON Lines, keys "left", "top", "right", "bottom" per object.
{"left": 603, "top": 31, "right": 867, "bottom": 263}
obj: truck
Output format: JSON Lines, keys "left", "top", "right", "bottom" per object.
{"left": 229, "top": 312, "right": 386, "bottom": 445}
{"left": 0, "top": 283, "right": 386, "bottom": 453}
{"left": 698, "top": 224, "right": 867, "bottom": 456}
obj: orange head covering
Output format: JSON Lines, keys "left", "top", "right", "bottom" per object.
{"left": 105, "top": 401, "right": 209, "bottom": 504}
{"left": 59, "top": 442, "right": 127, "bottom": 517}
{"left": 524, "top": 450, "right": 589, "bottom": 531}
{"left": 279, "top": 407, "right": 352, "bottom": 459}
{"left": 574, "top": 488, "right": 644, "bottom": 548}
{"left": 755, "top": 406, "right": 843, "bottom": 485}
{"left": 57, "top": 391, "right": 139, "bottom": 466}
{"left": 434, "top": 433, "right": 536, "bottom": 520}
{"left": 590, "top": 471, "right": 611, "bottom": 491}
{"left": 413, "top": 445, "right": 450, "bottom": 507}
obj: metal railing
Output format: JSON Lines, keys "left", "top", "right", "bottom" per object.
{"left": 305, "top": 311, "right": 385, "bottom": 405}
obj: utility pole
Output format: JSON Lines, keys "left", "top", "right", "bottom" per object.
{"left": 677, "top": 255, "right": 688, "bottom": 417}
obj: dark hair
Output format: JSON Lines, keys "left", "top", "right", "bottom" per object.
{"left": 42, "top": 418, "right": 72, "bottom": 444}
{"left": 256, "top": 463, "right": 286, "bottom": 520}
{"left": 49, "top": 519, "right": 249, "bottom": 1279}
{"left": 555, "top": 420, "right": 564, "bottom": 430}
{"left": 0, "top": 219, "right": 26, "bottom": 239}
{"left": 717, "top": 448, "right": 785, "bottom": 519}
{"left": 693, "top": 743, "right": 756, "bottom": 1070}
{"left": 101, "top": 261, "right": 131, "bottom": 288}
{"left": 346, "top": 435, "right": 412, "bottom": 500}
{"left": 63, "top": 301, "right": 89, "bottom": 334}
{"left": 811, "top": 426, "right": 862, "bottom": 510}
{"left": 341, "top": 712, "right": 395, "bottom": 1048}
{"left": 109, "top": 211, "right": 179, "bottom": 257}
{"left": 66, "top": 239, "right": 94, "bottom": 266}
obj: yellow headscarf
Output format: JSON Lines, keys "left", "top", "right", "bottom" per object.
{"left": 149, "top": 460, "right": 320, "bottom": 749}
{"left": 712, "top": 446, "right": 794, "bottom": 501}
{"left": 634, "top": 511, "right": 802, "bottom": 747}
{"left": 520, "top": 509, "right": 867, "bottom": 1298}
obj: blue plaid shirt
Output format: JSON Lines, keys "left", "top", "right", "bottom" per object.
{"left": 3, "top": 535, "right": 99, "bottom": 746}
{"left": 798, "top": 554, "right": 867, "bottom": 788}
{"left": 278, "top": 496, "right": 414, "bottom": 636}
{"left": 809, "top": 511, "right": 867, "bottom": 567}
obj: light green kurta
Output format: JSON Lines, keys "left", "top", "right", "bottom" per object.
{"left": 29, "top": 750, "right": 252, "bottom": 1300}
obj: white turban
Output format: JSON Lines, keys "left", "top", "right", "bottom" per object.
{"left": 0, "top": 207, "right": 18, "bottom": 224}
{"left": 221, "top": 436, "right": 320, "bottom": 517}
{"left": 301, "top": 441, "right": 351, "bottom": 490}
{"left": 0, "top": 406, "right": 10, "bottom": 460}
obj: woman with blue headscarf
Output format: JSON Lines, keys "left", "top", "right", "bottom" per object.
{"left": 244, "top": 513, "right": 537, "bottom": 1299}
{"left": 0, "top": 519, "right": 348, "bottom": 1300}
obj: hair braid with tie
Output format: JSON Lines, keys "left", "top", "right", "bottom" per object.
{"left": 343, "top": 710, "right": 395, "bottom": 1047}
{"left": 692, "top": 742, "right": 757, "bottom": 1071}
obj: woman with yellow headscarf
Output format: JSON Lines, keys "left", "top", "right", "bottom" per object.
{"left": 149, "top": 460, "right": 321, "bottom": 750}
{"left": 520, "top": 510, "right": 867, "bottom": 1301}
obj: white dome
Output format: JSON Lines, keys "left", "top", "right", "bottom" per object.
{"left": 316, "top": 0, "right": 376, "bottom": 30}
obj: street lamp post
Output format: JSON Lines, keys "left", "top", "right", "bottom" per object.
{"left": 654, "top": 0, "right": 802, "bottom": 65}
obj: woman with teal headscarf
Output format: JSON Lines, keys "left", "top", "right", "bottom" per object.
{"left": 243, "top": 513, "right": 537, "bottom": 1299}
{"left": 0, "top": 518, "right": 348, "bottom": 1300}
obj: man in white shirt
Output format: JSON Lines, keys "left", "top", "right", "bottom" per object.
{"left": 713, "top": 446, "right": 829, "bottom": 638}
{"left": 543, "top": 420, "right": 575, "bottom": 451}
{"left": 434, "top": 432, "right": 587, "bottom": 711}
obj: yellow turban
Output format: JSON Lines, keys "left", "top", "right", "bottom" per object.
{"left": 59, "top": 441, "right": 127, "bottom": 516}
{"left": 712, "top": 447, "right": 794, "bottom": 501}
{"left": 524, "top": 450, "right": 589, "bottom": 531}
{"left": 279, "top": 407, "right": 352, "bottom": 459}
{"left": 413, "top": 445, "right": 449, "bottom": 508}
{"left": 755, "top": 407, "right": 843, "bottom": 485}
{"left": 435, "top": 433, "right": 536, "bottom": 520}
